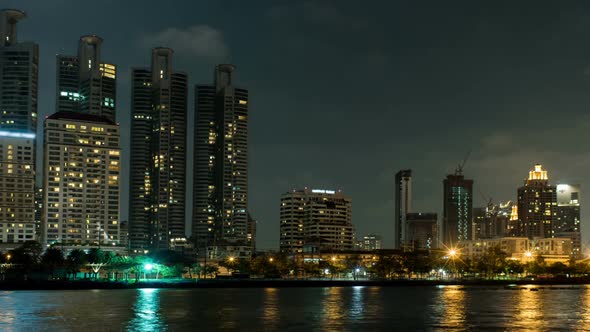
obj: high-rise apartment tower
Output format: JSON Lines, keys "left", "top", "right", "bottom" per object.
{"left": 129, "top": 48, "right": 188, "bottom": 252}
{"left": 0, "top": 9, "right": 37, "bottom": 246}
{"left": 516, "top": 164, "right": 556, "bottom": 239}
{"left": 193, "top": 65, "right": 250, "bottom": 253}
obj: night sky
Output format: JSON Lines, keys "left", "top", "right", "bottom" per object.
{"left": 7, "top": 0, "right": 590, "bottom": 250}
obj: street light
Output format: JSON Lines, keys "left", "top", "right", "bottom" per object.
{"left": 525, "top": 251, "right": 532, "bottom": 257}
{"left": 6, "top": 254, "right": 10, "bottom": 262}
{"left": 448, "top": 249, "right": 457, "bottom": 258}
{"left": 331, "top": 256, "right": 336, "bottom": 262}
{"left": 228, "top": 256, "right": 235, "bottom": 263}
{"left": 268, "top": 257, "right": 274, "bottom": 263}
{"left": 143, "top": 263, "right": 154, "bottom": 280}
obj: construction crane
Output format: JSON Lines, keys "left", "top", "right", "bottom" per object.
{"left": 454, "top": 150, "right": 471, "bottom": 176}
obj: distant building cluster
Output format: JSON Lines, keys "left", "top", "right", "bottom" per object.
{"left": 0, "top": 9, "right": 254, "bottom": 258}
{"left": 393, "top": 163, "right": 581, "bottom": 261}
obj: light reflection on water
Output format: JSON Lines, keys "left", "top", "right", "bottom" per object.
{"left": 350, "top": 286, "right": 365, "bottom": 319}
{"left": 440, "top": 286, "right": 465, "bottom": 328}
{"left": 261, "top": 288, "right": 279, "bottom": 329}
{"left": 513, "top": 285, "right": 544, "bottom": 330}
{"left": 433, "top": 285, "right": 467, "bottom": 330}
{"left": 579, "top": 286, "right": 590, "bottom": 329}
{"left": 0, "top": 292, "right": 16, "bottom": 331}
{"left": 321, "top": 287, "right": 345, "bottom": 329}
{"left": 0, "top": 286, "right": 590, "bottom": 330}
{"left": 127, "top": 288, "right": 165, "bottom": 332}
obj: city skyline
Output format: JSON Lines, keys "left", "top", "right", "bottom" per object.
{"left": 5, "top": 2, "right": 590, "bottom": 250}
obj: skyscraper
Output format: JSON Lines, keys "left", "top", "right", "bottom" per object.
{"left": 0, "top": 10, "right": 37, "bottom": 246}
{"left": 0, "top": 9, "right": 38, "bottom": 132}
{"left": 43, "top": 112, "right": 121, "bottom": 246}
{"left": 193, "top": 64, "right": 249, "bottom": 253}
{"left": 443, "top": 173, "right": 473, "bottom": 246}
{"left": 517, "top": 164, "right": 557, "bottom": 239}
{"left": 280, "top": 189, "right": 354, "bottom": 254}
{"left": 55, "top": 35, "right": 116, "bottom": 121}
{"left": 555, "top": 183, "right": 580, "bottom": 257}
{"left": 394, "top": 170, "right": 412, "bottom": 249}
{"left": 129, "top": 48, "right": 188, "bottom": 252}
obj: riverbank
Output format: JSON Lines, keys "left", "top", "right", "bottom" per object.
{"left": 0, "top": 277, "right": 589, "bottom": 290}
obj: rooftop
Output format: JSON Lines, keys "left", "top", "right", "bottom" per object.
{"left": 46, "top": 111, "right": 117, "bottom": 125}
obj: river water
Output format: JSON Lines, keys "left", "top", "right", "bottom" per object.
{"left": 0, "top": 285, "right": 589, "bottom": 331}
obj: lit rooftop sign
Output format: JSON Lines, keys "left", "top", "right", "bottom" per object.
{"left": 0, "top": 131, "right": 35, "bottom": 139}
{"left": 312, "top": 189, "right": 335, "bottom": 194}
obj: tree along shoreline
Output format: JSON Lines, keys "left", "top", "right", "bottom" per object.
{"left": 0, "top": 278, "right": 589, "bottom": 290}
{"left": 2, "top": 241, "right": 588, "bottom": 286}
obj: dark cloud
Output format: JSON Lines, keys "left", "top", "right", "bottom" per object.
{"left": 267, "top": 0, "right": 369, "bottom": 30}
{"left": 141, "top": 25, "right": 228, "bottom": 60}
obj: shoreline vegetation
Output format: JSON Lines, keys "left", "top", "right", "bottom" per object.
{"left": 2, "top": 241, "right": 590, "bottom": 291}
{"left": 0, "top": 278, "right": 590, "bottom": 290}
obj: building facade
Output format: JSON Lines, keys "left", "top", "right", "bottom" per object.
{"left": 193, "top": 64, "right": 249, "bottom": 253}
{"left": 0, "top": 10, "right": 37, "bottom": 247}
{"left": 517, "top": 164, "right": 557, "bottom": 239}
{"left": 406, "top": 213, "right": 438, "bottom": 250}
{"left": 55, "top": 35, "right": 116, "bottom": 121}
{"left": 473, "top": 201, "right": 516, "bottom": 240}
{"left": 443, "top": 174, "right": 473, "bottom": 246}
{"left": 394, "top": 169, "right": 411, "bottom": 249}
{"left": 0, "top": 133, "right": 36, "bottom": 245}
{"left": 43, "top": 112, "right": 121, "bottom": 246}
{"left": 280, "top": 189, "right": 354, "bottom": 254}
{"left": 128, "top": 48, "right": 188, "bottom": 252}
{"left": 554, "top": 183, "right": 581, "bottom": 258}
{"left": 356, "top": 234, "right": 382, "bottom": 251}
{"left": 34, "top": 186, "right": 43, "bottom": 238}
{"left": 247, "top": 213, "right": 257, "bottom": 251}
{"left": 459, "top": 237, "right": 572, "bottom": 264}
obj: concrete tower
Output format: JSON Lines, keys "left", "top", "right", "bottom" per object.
{"left": 517, "top": 164, "right": 557, "bottom": 239}
{"left": 394, "top": 169, "right": 412, "bottom": 249}
{"left": 128, "top": 48, "right": 188, "bottom": 252}
{"left": 0, "top": 9, "right": 37, "bottom": 247}
{"left": 443, "top": 174, "right": 473, "bottom": 246}
{"left": 193, "top": 65, "right": 250, "bottom": 255}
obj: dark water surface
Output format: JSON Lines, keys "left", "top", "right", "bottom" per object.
{"left": 1, "top": 285, "right": 590, "bottom": 331}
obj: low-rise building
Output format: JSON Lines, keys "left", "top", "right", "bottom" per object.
{"left": 356, "top": 234, "right": 382, "bottom": 251}
{"left": 280, "top": 189, "right": 354, "bottom": 254}
{"left": 459, "top": 237, "right": 572, "bottom": 264}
